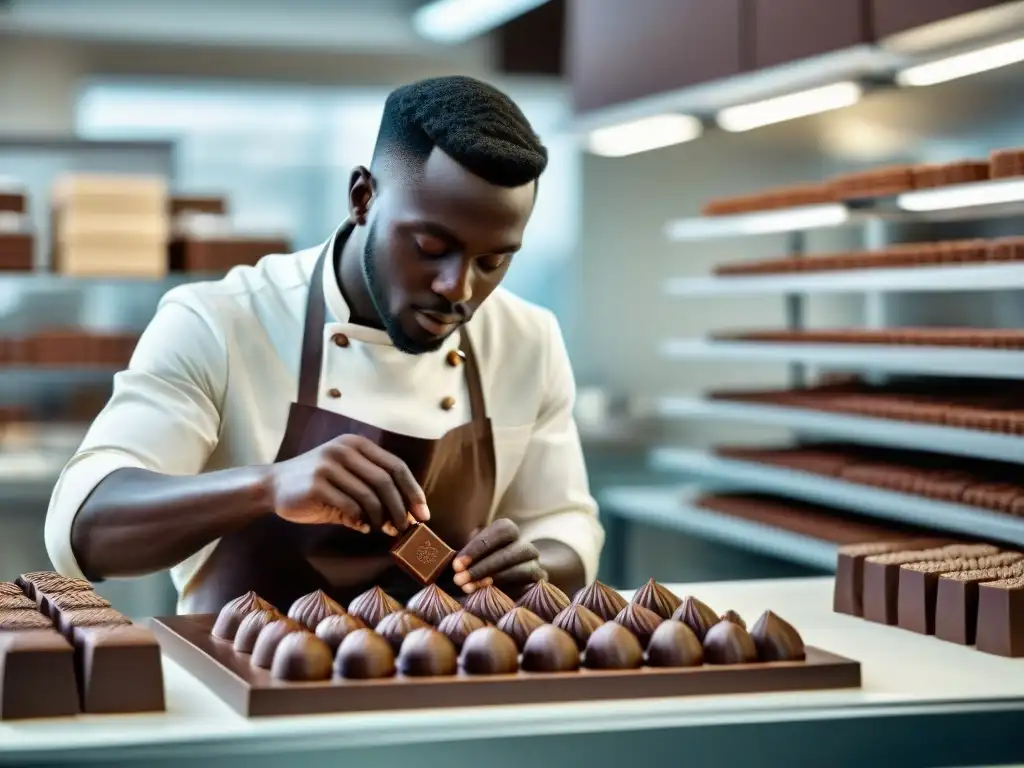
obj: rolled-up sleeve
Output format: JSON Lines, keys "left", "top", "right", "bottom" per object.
{"left": 44, "top": 296, "right": 227, "bottom": 578}
{"left": 496, "top": 313, "right": 605, "bottom": 583}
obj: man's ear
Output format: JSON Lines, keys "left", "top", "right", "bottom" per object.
{"left": 348, "top": 166, "right": 375, "bottom": 225}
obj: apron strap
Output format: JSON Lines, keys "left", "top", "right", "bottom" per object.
{"left": 458, "top": 330, "right": 487, "bottom": 421}
{"left": 297, "top": 238, "right": 332, "bottom": 407}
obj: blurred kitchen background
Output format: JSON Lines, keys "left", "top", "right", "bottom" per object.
{"left": 2, "top": 0, "right": 1024, "bottom": 617}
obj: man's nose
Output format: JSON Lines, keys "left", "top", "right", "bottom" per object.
{"left": 432, "top": 257, "right": 473, "bottom": 304}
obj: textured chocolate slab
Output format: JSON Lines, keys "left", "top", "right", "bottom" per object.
{"left": 934, "top": 562, "right": 1024, "bottom": 646}
{"left": 834, "top": 540, "right": 947, "bottom": 617}
{"left": 976, "top": 578, "right": 1024, "bottom": 658}
{"left": 73, "top": 625, "right": 165, "bottom": 714}
{"left": 390, "top": 524, "right": 455, "bottom": 585}
{"left": 152, "top": 615, "right": 861, "bottom": 717}
{"left": 0, "top": 630, "right": 80, "bottom": 719}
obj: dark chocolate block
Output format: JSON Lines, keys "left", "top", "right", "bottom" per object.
{"left": 0, "top": 630, "right": 80, "bottom": 719}
{"left": 73, "top": 625, "right": 165, "bottom": 713}
{"left": 976, "top": 576, "right": 1024, "bottom": 657}
{"left": 834, "top": 540, "right": 944, "bottom": 617}
{"left": 862, "top": 544, "right": 1000, "bottom": 625}
{"left": 935, "top": 562, "right": 1024, "bottom": 645}
{"left": 390, "top": 523, "right": 455, "bottom": 585}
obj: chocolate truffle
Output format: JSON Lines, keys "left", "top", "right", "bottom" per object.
{"left": 750, "top": 610, "right": 805, "bottom": 662}
{"left": 495, "top": 606, "right": 545, "bottom": 651}
{"left": 552, "top": 603, "right": 604, "bottom": 650}
{"left": 516, "top": 580, "right": 570, "bottom": 622}
{"left": 437, "top": 609, "right": 487, "bottom": 650}
{"left": 583, "top": 621, "right": 643, "bottom": 670}
{"left": 315, "top": 613, "right": 367, "bottom": 653}
{"left": 631, "top": 578, "right": 682, "bottom": 619}
{"left": 406, "top": 584, "right": 461, "bottom": 626}
{"left": 348, "top": 586, "right": 402, "bottom": 628}
{"left": 270, "top": 631, "right": 333, "bottom": 681}
{"left": 646, "top": 620, "right": 703, "bottom": 668}
{"left": 703, "top": 620, "right": 757, "bottom": 665}
{"left": 719, "top": 610, "right": 746, "bottom": 629}
{"left": 251, "top": 618, "right": 304, "bottom": 669}
{"left": 397, "top": 628, "right": 458, "bottom": 677}
{"left": 572, "top": 581, "right": 628, "bottom": 622}
{"left": 233, "top": 609, "right": 280, "bottom": 653}
{"left": 671, "top": 596, "right": 719, "bottom": 641}
{"left": 521, "top": 624, "right": 580, "bottom": 673}
{"left": 212, "top": 591, "right": 275, "bottom": 641}
{"left": 334, "top": 629, "right": 395, "bottom": 679}
{"left": 462, "top": 585, "right": 516, "bottom": 624}
{"left": 613, "top": 603, "right": 664, "bottom": 647}
{"left": 287, "top": 589, "right": 345, "bottom": 631}
{"left": 459, "top": 627, "right": 519, "bottom": 675}
{"left": 375, "top": 610, "right": 428, "bottom": 653}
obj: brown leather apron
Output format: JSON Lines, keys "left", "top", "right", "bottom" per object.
{"left": 183, "top": 226, "right": 497, "bottom": 615}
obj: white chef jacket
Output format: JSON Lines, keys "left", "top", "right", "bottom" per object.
{"left": 44, "top": 232, "right": 605, "bottom": 605}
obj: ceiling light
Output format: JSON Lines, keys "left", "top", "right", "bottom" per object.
{"left": 586, "top": 114, "right": 703, "bottom": 158}
{"left": 717, "top": 82, "right": 863, "bottom": 132}
{"left": 897, "top": 37, "right": 1024, "bottom": 87}
{"left": 665, "top": 204, "right": 849, "bottom": 241}
{"left": 412, "top": 0, "right": 550, "bottom": 44}
{"left": 897, "top": 178, "right": 1024, "bottom": 211}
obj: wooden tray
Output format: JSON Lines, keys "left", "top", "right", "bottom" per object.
{"left": 152, "top": 615, "right": 861, "bottom": 717}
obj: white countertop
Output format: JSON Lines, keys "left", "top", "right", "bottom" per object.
{"left": 1, "top": 576, "right": 1022, "bottom": 763}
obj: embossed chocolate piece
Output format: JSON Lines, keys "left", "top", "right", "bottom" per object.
{"left": 287, "top": 589, "right": 345, "bottom": 631}
{"left": 233, "top": 609, "right": 280, "bottom": 654}
{"left": 38, "top": 590, "right": 110, "bottom": 620}
{"left": 0, "top": 591, "right": 34, "bottom": 611}
{"left": 552, "top": 603, "right": 604, "bottom": 650}
{"left": 314, "top": 613, "right": 367, "bottom": 653}
{"left": 517, "top": 580, "right": 570, "bottom": 622}
{"left": 671, "top": 596, "right": 719, "bottom": 642}
{"left": 375, "top": 610, "right": 428, "bottom": 653}
{"left": 0, "top": 583, "right": 22, "bottom": 598}
{"left": 646, "top": 620, "right": 703, "bottom": 668}
{"left": 406, "top": 584, "right": 461, "bottom": 626}
{"left": 521, "top": 624, "right": 580, "bottom": 673}
{"left": 57, "top": 608, "right": 131, "bottom": 637}
{"left": 935, "top": 562, "right": 1024, "bottom": 645}
{"left": 16, "top": 572, "right": 91, "bottom": 600}
{"left": 572, "top": 581, "right": 628, "bottom": 622}
{"left": 0, "top": 609, "right": 52, "bottom": 631}
{"left": 211, "top": 591, "right": 275, "bottom": 641}
{"left": 347, "top": 586, "right": 402, "bottom": 628}
{"left": 495, "top": 606, "right": 545, "bottom": 651}
{"left": 834, "top": 541, "right": 941, "bottom": 617}
{"left": 462, "top": 585, "right": 516, "bottom": 624}
{"left": 583, "top": 621, "right": 643, "bottom": 670}
{"left": 703, "top": 620, "right": 757, "bottom": 665}
{"left": 750, "top": 611, "right": 805, "bottom": 662}
{"left": 0, "top": 630, "right": 80, "bottom": 719}
{"left": 459, "top": 627, "right": 519, "bottom": 675}
{"left": 271, "top": 632, "right": 333, "bottom": 681}
{"left": 251, "top": 618, "right": 304, "bottom": 669}
{"left": 613, "top": 603, "right": 664, "bottom": 647}
{"left": 334, "top": 629, "right": 396, "bottom": 679}
{"left": 631, "top": 579, "right": 682, "bottom": 619}
{"left": 396, "top": 628, "right": 458, "bottom": 677}
{"left": 719, "top": 610, "right": 746, "bottom": 629}
{"left": 73, "top": 625, "right": 165, "bottom": 713}
{"left": 437, "top": 609, "right": 487, "bottom": 651}
{"left": 390, "top": 523, "right": 456, "bottom": 584}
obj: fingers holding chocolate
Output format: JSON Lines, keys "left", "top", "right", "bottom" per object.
{"left": 453, "top": 519, "right": 519, "bottom": 572}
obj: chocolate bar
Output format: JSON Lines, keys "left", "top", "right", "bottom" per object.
{"left": 390, "top": 524, "right": 456, "bottom": 585}
{"left": 975, "top": 575, "right": 1024, "bottom": 657}
{"left": 935, "top": 562, "right": 1024, "bottom": 645}
{"left": 0, "top": 630, "right": 80, "bottom": 719}
{"left": 38, "top": 589, "right": 111, "bottom": 622}
{"left": 16, "top": 571, "right": 92, "bottom": 601}
{"left": 834, "top": 540, "right": 946, "bottom": 617}
{"left": 72, "top": 625, "right": 165, "bottom": 713}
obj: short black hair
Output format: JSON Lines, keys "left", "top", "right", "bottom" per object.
{"left": 371, "top": 75, "right": 548, "bottom": 189}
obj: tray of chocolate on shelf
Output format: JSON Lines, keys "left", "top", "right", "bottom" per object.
{"left": 0, "top": 571, "right": 165, "bottom": 719}
{"left": 151, "top": 580, "right": 861, "bottom": 717}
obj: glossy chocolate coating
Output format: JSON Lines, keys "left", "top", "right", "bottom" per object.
{"left": 437, "top": 609, "right": 487, "bottom": 651}
{"left": 572, "top": 581, "right": 628, "bottom": 622}
{"left": 375, "top": 610, "right": 428, "bottom": 653}
{"left": 233, "top": 609, "right": 280, "bottom": 654}
{"left": 613, "top": 603, "right": 664, "bottom": 648}
{"left": 516, "top": 580, "right": 570, "bottom": 622}
{"left": 495, "top": 606, "right": 545, "bottom": 651}
{"left": 671, "top": 595, "right": 719, "bottom": 641}
{"left": 212, "top": 591, "right": 274, "bottom": 641}
{"left": 703, "top": 620, "right": 757, "bottom": 665}
{"left": 270, "top": 631, "right": 333, "bottom": 681}
{"left": 719, "top": 609, "right": 746, "bottom": 629}
{"left": 347, "top": 586, "right": 402, "bottom": 628}
{"left": 250, "top": 618, "right": 304, "bottom": 669}
{"left": 287, "top": 589, "right": 345, "bottom": 631}
{"left": 521, "top": 624, "right": 580, "bottom": 672}
{"left": 459, "top": 627, "right": 519, "bottom": 675}
{"left": 462, "top": 585, "right": 516, "bottom": 624}
{"left": 551, "top": 603, "right": 604, "bottom": 650}
{"left": 396, "top": 628, "right": 458, "bottom": 677}
{"left": 583, "top": 621, "right": 643, "bottom": 670}
{"left": 750, "top": 610, "right": 805, "bottom": 662}
{"left": 334, "top": 629, "right": 395, "bottom": 679}
{"left": 314, "top": 613, "right": 367, "bottom": 653}
{"left": 645, "top": 620, "right": 703, "bottom": 667}
{"left": 406, "top": 584, "right": 461, "bottom": 626}
{"left": 631, "top": 579, "right": 682, "bottom": 619}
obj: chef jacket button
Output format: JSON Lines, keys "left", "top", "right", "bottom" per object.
{"left": 328, "top": 388, "right": 341, "bottom": 399}
{"left": 332, "top": 333, "right": 350, "bottom": 348}
{"left": 440, "top": 396, "right": 456, "bottom": 411}
{"left": 446, "top": 349, "right": 465, "bottom": 367}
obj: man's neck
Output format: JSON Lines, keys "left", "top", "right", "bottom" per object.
{"left": 336, "top": 223, "right": 383, "bottom": 329}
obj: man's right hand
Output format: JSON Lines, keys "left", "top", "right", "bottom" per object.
{"left": 266, "top": 434, "right": 429, "bottom": 536}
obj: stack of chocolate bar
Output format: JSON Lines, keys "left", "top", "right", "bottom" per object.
{"left": 0, "top": 179, "right": 33, "bottom": 272}
{"left": 169, "top": 213, "right": 290, "bottom": 273}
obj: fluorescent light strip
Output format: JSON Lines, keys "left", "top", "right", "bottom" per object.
{"left": 717, "top": 82, "right": 863, "bottom": 132}
{"left": 898, "top": 178, "right": 1024, "bottom": 212}
{"left": 665, "top": 204, "right": 849, "bottom": 241}
{"left": 412, "top": 0, "right": 550, "bottom": 43}
{"left": 587, "top": 114, "right": 703, "bottom": 158}
{"left": 897, "top": 37, "right": 1024, "bottom": 87}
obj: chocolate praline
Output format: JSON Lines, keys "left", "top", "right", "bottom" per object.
{"left": 334, "top": 629, "right": 396, "bottom": 679}
{"left": 671, "top": 595, "right": 718, "bottom": 642}
{"left": 462, "top": 585, "right": 516, "bottom": 624}
{"left": 287, "top": 589, "right": 345, "bottom": 631}
{"left": 375, "top": 610, "right": 428, "bottom": 653}
{"left": 251, "top": 618, "right": 304, "bottom": 669}
{"left": 631, "top": 578, "right": 682, "bottom": 619}
{"left": 750, "top": 610, "right": 806, "bottom": 662}
{"left": 314, "top": 613, "right": 367, "bottom": 653}
{"left": 270, "top": 631, "right": 333, "bottom": 681}
{"left": 212, "top": 591, "right": 274, "bottom": 641}
{"left": 572, "top": 581, "right": 628, "bottom": 622}
{"left": 437, "top": 609, "right": 487, "bottom": 651}
{"left": 645, "top": 620, "right": 703, "bottom": 667}
{"left": 719, "top": 609, "right": 746, "bottom": 629}
{"left": 233, "top": 609, "right": 280, "bottom": 654}
{"left": 583, "top": 621, "right": 643, "bottom": 670}
{"left": 397, "top": 628, "right": 458, "bottom": 677}
{"left": 613, "top": 603, "right": 664, "bottom": 647}
{"left": 460, "top": 627, "right": 519, "bottom": 675}
{"left": 406, "top": 584, "right": 462, "bottom": 626}
{"left": 521, "top": 624, "right": 580, "bottom": 672}
{"left": 552, "top": 603, "right": 604, "bottom": 650}
{"left": 703, "top": 620, "right": 757, "bottom": 665}
{"left": 516, "top": 580, "right": 571, "bottom": 622}
{"left": 347, "top": 586, "right": 402, "bottom": 628}
{"left": 495, "top": 606, "right": 545, "bottom": 651}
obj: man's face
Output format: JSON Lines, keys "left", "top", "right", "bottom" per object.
{"left": 359, "top": 149, "right": 536, "bottom": 355}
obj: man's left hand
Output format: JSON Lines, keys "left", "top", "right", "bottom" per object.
{"left": 452, "top": 519, "right": 547, "bottom": 595}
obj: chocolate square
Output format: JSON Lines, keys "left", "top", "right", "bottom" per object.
{"left": 932, "top": 567, "right": 1024, "bottom": 646}
{"left": 0, "top": 630, "right": 80, "bottom": 719}
{"left": 897, "top": 567, "right": 941, "bottom": 635}
{"left": 976, "top": 579, "right": 1024, "bottom": 657}
{"left": 73, "top": 625, "right": 165, "bottom": 713}
{"left": 390, "top": 524, "right": 456, "bottom": 585}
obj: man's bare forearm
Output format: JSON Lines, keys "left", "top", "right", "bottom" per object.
{"left": 534, "top": 539, "right": 587, "bottom": 596}
{"left": 70, "top": 466, "right": 274, "bottom": 580}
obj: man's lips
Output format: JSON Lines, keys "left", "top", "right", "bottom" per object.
{"left": 414, "top": 309, "right": 459, "bottom": 335}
